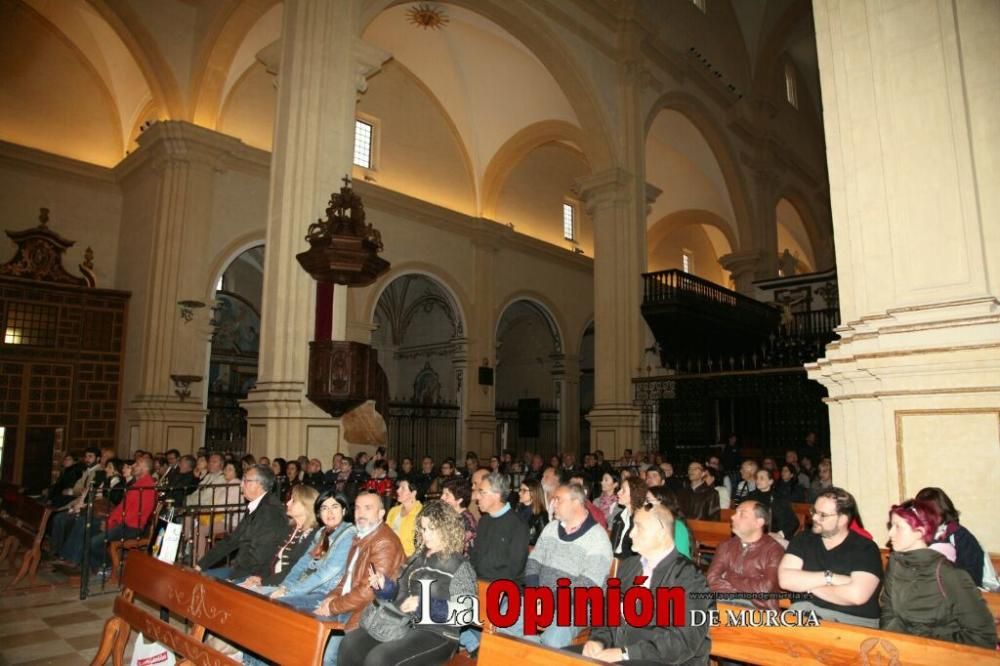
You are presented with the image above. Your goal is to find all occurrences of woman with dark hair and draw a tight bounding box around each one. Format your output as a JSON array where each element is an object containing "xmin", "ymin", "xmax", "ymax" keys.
[
  {"xmin": 610, "ymin": 476, "xmax": 647, "ymax": 560},
  {"xmin": 915, "ymin": 487, "xmax": 992, "ymax": 589},
  {"xmin": 646, "ymin": 486, "xmax": 693, "ymax": 559},
  {"xmin": 272, "ymin": 491, "xmax": 357, "ymax": 609},
  {"xmin": 775, "ymin": 463, "xmax": 807, "ymax": 503},
  {"xmin": 880, "ymin": 499, "xmax": 996, "ymax": 647},
  {"xmin": 339, "ymin": 501, "xmax": 477, "ymax": 666},
  {"xmin": 595, "ymin": 470, "xmax": 620, "ymax": 524},
  {"xmin": 515, "ymin": 478, "xmax": 548, "ymax": 546},
  {"xmin": 240, "ymin": 454, "xmax": 256, "ymax": 473},
  {"xmin": 440, "ymin": 476, "xmax": 476, "ymax": 555},
  {"xmin": 284, "ymin": 460, "xmax": 303, "ymax": 501}
]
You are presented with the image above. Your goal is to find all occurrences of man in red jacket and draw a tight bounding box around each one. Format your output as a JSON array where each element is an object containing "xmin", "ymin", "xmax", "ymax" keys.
[{"xmin": 90, "ymin": 456, "xmax": 157, "ymax": 571}]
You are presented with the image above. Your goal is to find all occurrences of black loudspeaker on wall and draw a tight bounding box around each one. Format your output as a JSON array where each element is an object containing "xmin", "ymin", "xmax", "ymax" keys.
[
  {"xmin": 518, "ymin": 398, "xmax": 540, "ymax": 438},
  {"xmin": 478, "ymin": 367, "xmax": 493, "ymax": 386}
]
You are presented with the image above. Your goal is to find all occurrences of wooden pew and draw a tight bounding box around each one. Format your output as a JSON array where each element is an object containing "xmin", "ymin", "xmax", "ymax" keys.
[
  {"xmin": 790, "ymin": 502, "xmax": 812, "ymax": 530},
  {"xmin": 0, "ymin": 485, "xmax": 52, "ymax": 591},
  {"xmin": 478, "ymin": 632, "xmax": 602, "ymax": 665},
  {"xmin": 711, "ymin": 602, "xmax": 1000, "ymax": 665},
  {"xmin": 93, "ymin": 551, "xmax": 344, "ymax": 665},
  {"xmin": 687, "ymin": 519, "xmax": 732, "ymax": 568}
]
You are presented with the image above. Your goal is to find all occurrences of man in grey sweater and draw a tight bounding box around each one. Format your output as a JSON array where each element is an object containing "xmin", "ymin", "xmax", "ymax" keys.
[{"xmin": 498, "ymin": 483, "xmax": 612, "ymax": 648}]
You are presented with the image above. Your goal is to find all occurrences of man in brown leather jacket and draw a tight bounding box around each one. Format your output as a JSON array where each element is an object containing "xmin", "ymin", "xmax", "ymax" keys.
[
  {"xmin": 318, "ymin": 489, "xmax": 406, "ymax": 665},
  {"xmin": 706, "ymin": 500, "xmax": 785, "ymax": 610}
]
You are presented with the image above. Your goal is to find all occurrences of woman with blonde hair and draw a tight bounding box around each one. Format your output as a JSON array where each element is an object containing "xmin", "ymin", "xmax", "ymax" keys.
[
  {"xmin": 339, "ymin": 500, "xmax": 477, "ymax": 666},
  {"xmin": 239, "ymin": 484, "xmax": 319, "ymax": 593},
  {"xmin": 386, "ymin": 479, "xmax": 423, "ymax": 556}
]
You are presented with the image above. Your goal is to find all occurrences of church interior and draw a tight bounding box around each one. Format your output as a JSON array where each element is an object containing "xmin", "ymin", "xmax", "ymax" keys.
[{"xmin": 0, "ymin": 0, "xmax": 998, "ymax": 663}]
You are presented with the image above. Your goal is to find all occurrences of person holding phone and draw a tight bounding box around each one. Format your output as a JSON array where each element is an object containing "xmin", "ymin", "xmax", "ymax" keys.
[
  {"xmin": 338, "ymin": 501, "xmax": 477, "ymax": 666},
  {"xmin": 317, "ymin": 490, "xmax": 405, "ymax": 666}
]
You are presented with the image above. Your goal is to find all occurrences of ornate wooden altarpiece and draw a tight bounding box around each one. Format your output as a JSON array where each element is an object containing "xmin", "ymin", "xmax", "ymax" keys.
[{"xmin": 0, "ymin": 208, "xmax": 129, "ymax": 492}]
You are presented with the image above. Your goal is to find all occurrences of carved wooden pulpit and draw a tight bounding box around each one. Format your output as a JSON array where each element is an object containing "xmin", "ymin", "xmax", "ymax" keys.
[{"xmin": 296, "ymin": 177, "xmax": 390, "ymax": 417}]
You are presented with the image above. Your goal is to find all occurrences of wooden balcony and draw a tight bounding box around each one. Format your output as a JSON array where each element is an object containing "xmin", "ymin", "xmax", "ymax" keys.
[{"xmin": 641, "ymin": 270, "xmax": 780, "ymax": 367}]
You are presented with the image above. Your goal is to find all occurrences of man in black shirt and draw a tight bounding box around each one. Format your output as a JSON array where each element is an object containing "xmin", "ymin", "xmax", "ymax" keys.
[
  {"xmin": 778, "ymin": 487, "xmax": 882, "ymax": 627},
  {"xmin": 464, "ymin": 471, "xmax": 529, "ymax": 656}
]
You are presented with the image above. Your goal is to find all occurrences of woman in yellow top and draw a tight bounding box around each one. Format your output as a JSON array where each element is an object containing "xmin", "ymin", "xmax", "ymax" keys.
[{"xmin": 385, "ymin": 479, "xmax": 423, "ymax": 556}]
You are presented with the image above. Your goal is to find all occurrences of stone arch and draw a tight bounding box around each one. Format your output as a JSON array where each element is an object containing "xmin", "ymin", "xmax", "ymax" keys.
[
  {"xmin": 190, "ymin": 0, "xmax": 281, "ymax": 128},
  {"xmin": 361, "ymin": 0, "xmax": 616, "ymax": 173},
  {"xmin": 87, "ymin": 0, "xmax": 185, "ymax": 119},
  {"xmin": 775, "ymin": 188, "xmax": 831, "ymax": 272},
  {"xmin": 645, "ymin": 91, "xmax": 755, "ymax": 252},
  {"xmin": 647, "ymin": 209, "xmax": 737, "ymax": 258},
  {"xmin": 365, "ymin": 264, "xmax": 470, "ymax": 340},
  {"xmin": 204, "ymin": 233, "xmax": 268, "ymax": 300},
  {"xmin": 495, "ymin": 293, "xmax": 566, "ymax": 356},
  {"xmin": 481, "ymin": 120, "xmax": 590, "ymax": 218}
]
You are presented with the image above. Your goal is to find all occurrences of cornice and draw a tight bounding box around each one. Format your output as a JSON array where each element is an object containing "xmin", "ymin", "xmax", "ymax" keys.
[
  {"xmin": 353, "ymin": 181, "xmax": 593, "ymax": 274},
  {"xmin": 113, "ymin": 121, "xmax": 270, "ymax": 181},
  {"xmin": 0, "ymin": 140, "xmax": 117, "ymax": 189}
]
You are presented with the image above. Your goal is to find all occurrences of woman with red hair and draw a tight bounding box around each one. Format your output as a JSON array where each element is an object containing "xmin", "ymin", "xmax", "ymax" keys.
[{"xmin": 879, "ymin": 499, "xmax": 996, "ymax": 648}]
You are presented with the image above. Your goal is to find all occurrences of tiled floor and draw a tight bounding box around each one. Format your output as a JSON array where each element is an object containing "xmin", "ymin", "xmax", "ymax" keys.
[{"xmin": 0, "ymin": 571, "xmax": 132, "ymax": 666}]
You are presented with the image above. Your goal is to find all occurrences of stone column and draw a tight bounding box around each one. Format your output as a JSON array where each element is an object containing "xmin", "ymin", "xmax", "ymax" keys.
[
  {"xmin": 242, "ymin": 0, "xmax": 389, "ymax": 463},
  {"xmin": 551, "ymin": 354, "xmax": 581, "ymax": 456},
  {"xmin": 578, "ymin": 168, "xmax": 644, "ymax": 460},
  {"xmin": 120, "ymin": 122, "xmax": 251, "ymax": 454},
  {"xmin": 719, "ymin": 249, "xmax": 767, "ymax": 296},
  {"xmin": 810, "ymin": 0, "xmax": 1000, "ymax": 550},
  {"xmin": 462, "ymin": 237, "xmax": 498, "ymax": 456}
]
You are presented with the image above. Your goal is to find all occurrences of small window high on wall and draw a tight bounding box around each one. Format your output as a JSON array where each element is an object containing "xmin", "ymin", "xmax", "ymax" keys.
[
  {"xmin": 353, "ymin": 119, "xmax": 374, "ymax": 168},
  {"xmin": 682, "ymin": 250, "xmax": 693, "ymax": 274},
  {"xmin": 563, "ymin": 202, "xmax": 576, "ymax": 241},
  {"xmin": 785, "ymin": 63, "xmax": 799, "ymax": 109}
]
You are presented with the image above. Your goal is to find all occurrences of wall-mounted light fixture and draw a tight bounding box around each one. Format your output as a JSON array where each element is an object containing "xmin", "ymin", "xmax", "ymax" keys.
[
  {"xmin": 177, "ymin": 300, "xmax": 206, "ymax": 323},
  {"xmin": 170, "ymin": 374, "xmax": 202, "ymax": 400}
]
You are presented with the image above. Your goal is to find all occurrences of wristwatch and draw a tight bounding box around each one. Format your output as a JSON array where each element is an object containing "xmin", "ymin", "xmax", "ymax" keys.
[{"xmin": 824, "ymin": 570, "xmax": 834, "ymax": 585}]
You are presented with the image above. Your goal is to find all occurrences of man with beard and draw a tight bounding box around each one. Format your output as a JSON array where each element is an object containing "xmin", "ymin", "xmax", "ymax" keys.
[
  {"xmin": 778, "ymin": 488, "xmax": 882, "ymax": 627},
  {"xmin": 317, "ymin": 489, "xmax": 406, "ymax": 665}
]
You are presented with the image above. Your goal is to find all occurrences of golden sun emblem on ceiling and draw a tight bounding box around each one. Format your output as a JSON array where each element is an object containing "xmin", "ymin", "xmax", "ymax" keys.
[{"xmin": 406, "ymin": 3, "xmax": 449, "ymax": 30}]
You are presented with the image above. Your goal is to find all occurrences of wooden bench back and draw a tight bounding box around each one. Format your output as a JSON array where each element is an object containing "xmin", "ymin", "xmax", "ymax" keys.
[
  {"xmin": 478, "ymin": 631, "xmax": 603, "ymax": 665},
  {"xmin": 688, "ymin": 519, "xmax": 732, "ymax": 549},
  {"xmin": 712, "ymin": 602, "xmax": 1000, "ymax": 664},
  {"xmin": 117, "ymin": 552, "xmax": 336, "ymax": 665}
]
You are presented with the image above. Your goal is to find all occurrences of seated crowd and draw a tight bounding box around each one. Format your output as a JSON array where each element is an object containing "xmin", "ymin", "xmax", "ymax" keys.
[{"xmin": 43, "ymin": 441, "xmax": 998, "ymax": 665}]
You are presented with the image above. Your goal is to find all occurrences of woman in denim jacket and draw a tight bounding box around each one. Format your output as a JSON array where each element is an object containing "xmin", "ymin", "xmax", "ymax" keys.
[{"xmin": 274, "ymin": 490, "xmax": 357, "ymax": 611}]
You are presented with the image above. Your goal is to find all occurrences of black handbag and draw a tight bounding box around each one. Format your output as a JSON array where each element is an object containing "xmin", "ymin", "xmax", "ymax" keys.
[{"xmin": 359, "ymin": 598, "xmax": 414, "ymax": 642}]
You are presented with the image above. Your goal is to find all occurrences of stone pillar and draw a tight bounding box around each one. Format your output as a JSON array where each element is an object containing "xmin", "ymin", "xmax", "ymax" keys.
[
  {"xmin": 749, "ymin": 166, "xmax": 779, "ymax": 280},
  {"xmin": 462, "ymin": 238, "xmax": 498, "ymax": 456},
  {"xmin": 551, "ymin": 354, "xmax": 581, "ymax": 456},
  {"xmin": 120, "ymin": 122, "xmax": 248, "ymax": 454},
  {"xmin": 810, "ymin": 0, "xmax": 1000, "ymax": 550},
  {"xmin": 578, "ymin": 168, "xmax": 644, "ymax": 460},
  {"xmin": 719, "ymin": 249, "xmax": 767, "ymax": 296},
  {"xmin": 242, "ymin": 0, "xmax": 389, "ymax": 463}
]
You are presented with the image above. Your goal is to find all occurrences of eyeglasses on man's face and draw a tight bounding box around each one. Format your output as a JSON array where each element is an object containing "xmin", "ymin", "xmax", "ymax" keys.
[{"xmin": 809, "ymin": 508, "xmax": 838, "ymax": 519}]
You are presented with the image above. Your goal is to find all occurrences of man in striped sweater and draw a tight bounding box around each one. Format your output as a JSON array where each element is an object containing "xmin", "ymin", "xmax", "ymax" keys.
[{"xmin": 499, "ymin": 483, "xmax": 613, "ymax": 648}]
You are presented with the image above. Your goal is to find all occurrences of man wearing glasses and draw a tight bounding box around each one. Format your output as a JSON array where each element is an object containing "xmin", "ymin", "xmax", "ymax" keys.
[
  {"xmin": 778, "ymin": 487, "xmax": 883, "ymax": 627},
  {"xmin": 196, "ymin": 464, "xmax": 288, "ymax": 581}
]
